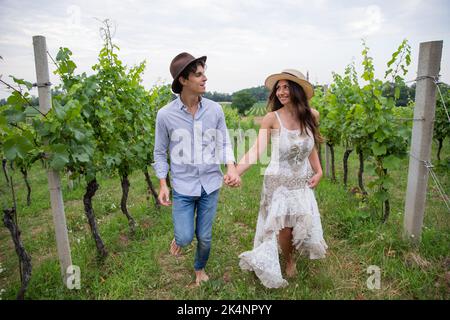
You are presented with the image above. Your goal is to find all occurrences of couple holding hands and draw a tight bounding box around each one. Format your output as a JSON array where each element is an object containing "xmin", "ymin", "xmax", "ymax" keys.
[{"xmin": 153, "ymin": 52, "xmax": 327, "ymax": 288}]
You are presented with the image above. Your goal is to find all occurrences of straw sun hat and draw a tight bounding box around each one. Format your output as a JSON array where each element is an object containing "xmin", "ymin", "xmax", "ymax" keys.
[{"xmin": 264, "ymin": 69, "xmax": 314, "ymax": 100}]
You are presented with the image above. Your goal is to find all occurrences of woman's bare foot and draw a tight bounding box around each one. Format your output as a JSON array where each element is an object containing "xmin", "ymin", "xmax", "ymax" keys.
[
  {"xmin": 195, "ymin": 269, "xmax": 209, "ymax": 285},
  {"xmin": 286, "ymin": 259, "xmax": 297, "ymax": 278},
  {"xmin": 170, "ymin": 238, "xmax": 182, "ymax": 256}
]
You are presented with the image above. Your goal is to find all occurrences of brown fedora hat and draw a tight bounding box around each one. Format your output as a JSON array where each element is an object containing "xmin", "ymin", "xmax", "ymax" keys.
[
  {"xmin": 265, "ymin": 69, "xmax": 314, "ymax": 100},
  {"xmin": 170, "ymin": 52, "xmax": 207, "ymax": 94}
]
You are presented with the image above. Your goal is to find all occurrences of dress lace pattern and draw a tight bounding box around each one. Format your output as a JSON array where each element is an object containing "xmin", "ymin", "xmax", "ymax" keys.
[{"xmin": 239, "ymin": 111, "xmax": 328, "ymax": 288}]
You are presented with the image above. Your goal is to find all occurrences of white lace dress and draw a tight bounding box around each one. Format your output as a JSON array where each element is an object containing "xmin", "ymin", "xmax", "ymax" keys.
[{"xmin": 239, "ymin": 111, "xmax": 328, "ymax": 288}]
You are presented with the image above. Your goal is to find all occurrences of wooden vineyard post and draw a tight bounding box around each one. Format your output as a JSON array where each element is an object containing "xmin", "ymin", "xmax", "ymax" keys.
[
  {"xmin": 404, "ymin": 40, "xmax": 443, "ymax": 243},
  {"xmin": 33, "ymin": 35, "xmax": 73, "ymax": 284}
]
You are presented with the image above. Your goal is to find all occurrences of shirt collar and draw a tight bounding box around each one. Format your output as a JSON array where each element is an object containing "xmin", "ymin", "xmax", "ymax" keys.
[{"xmin": 178, "ymin": 95, "xmax": 203, "ymax": 111}]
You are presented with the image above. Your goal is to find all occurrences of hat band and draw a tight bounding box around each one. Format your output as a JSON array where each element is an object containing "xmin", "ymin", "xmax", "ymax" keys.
[{"xmin": 282, "ymin": 71, "xmax": 301, "ymax": 79}]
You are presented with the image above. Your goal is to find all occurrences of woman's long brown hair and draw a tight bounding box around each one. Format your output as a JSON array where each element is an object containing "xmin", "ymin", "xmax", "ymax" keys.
[{"xmin": 268, "ymin": 79, "xmax": 323, "ymax": 145}]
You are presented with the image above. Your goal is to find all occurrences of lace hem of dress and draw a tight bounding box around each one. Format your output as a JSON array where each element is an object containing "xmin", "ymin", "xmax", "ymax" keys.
[
  {"xmin": 239, "ymin": 255, "xmax": 289, "ymax": 288},
  {"xmin": 239, "ymin": 206, "xmax": 328, "ymax": 288},
  {"xmin": 264, "ymin": 213, "xmax": 328, "ymax": 259},
  {"xmin": 296, "ymin": 240, "xmax": 328, "ymax": 259},
  {"xmin": 239, "ymin": 239, "xmax": 289, "ymax": 288}
]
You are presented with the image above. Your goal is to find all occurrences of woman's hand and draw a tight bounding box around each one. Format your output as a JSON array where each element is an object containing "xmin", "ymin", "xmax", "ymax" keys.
[{"xmin": 308, "ymin": 172, "xmax": 322, "ymax": 189}]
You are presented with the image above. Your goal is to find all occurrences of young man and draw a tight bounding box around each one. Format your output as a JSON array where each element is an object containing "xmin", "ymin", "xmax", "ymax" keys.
[{"xmin": 153, "ymin": 52, "xmax": 240, "ymax": 286}]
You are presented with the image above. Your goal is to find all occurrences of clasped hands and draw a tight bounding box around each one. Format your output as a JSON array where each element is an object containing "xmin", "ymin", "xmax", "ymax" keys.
[{"xmin": 223, "ymin": 164, "xmax": 241, "ymax": 188}]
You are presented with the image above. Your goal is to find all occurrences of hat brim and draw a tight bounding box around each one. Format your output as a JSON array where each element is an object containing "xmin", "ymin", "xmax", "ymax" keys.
[
  {"xmin": 171, "ymin": 56, "xmax": 207, "ymax": 94},
  {"xmin": 264, "ymin": 73, "xmax": 314, "ymax": 100}
]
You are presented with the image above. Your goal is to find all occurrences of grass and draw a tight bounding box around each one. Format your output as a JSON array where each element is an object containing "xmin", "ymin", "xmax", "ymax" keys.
[{"xmin": 0, "ymin": 139, "xmax": 448, "ymax": 300}]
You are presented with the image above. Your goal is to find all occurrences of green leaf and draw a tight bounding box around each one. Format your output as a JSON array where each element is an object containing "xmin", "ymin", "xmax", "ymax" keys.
[
  {"xmin": 374, "ymin": 189, "xmax": 389, "ymax": 202},
  {"xmin": 371, "ymin": 142, "xmax": 387, "ymax": 156},
  {"xmin": 51, "ymin": 144, "xmax": 68, "ymax": 154},
  {"xmin": 383, "ymin": 155, "xmax": 401, "ymax": 170},
  {"xmin": 72, "ymin": 128, "xmax": 86, "ymax": 142},
  {"xmin": 3, "ymin": 136, "xmax": 34, "ymax": 160},
  {"xmin": 3, "ymin": 107, "xmax": 26, "ymax": 123},
  {"xmin": 406, "ymin": 54, "xmax": 411, "ymax": 65},
  {"xmin": 362, "ymin": 71, "xmax": 371, "ymax": 81},
  {"xmin": 50, "ymin": 153, "xmax": 69, "ymax": 171},
  {"xmin": 73, "ymin": 152, "xmax": 90, "ymax": 163},
  {"xmin": 53, "ymin": 100, "xmax": 66, "ymax": 120},
  {"xmin": 50, "ymin": 144, "xmax": 69, "ymax": 170},
  {"xmin": 56, "ymin": 47, "xmax": 72, "ymax": 61},
  {"xmin": 0, "ymin": 114, "xmax": 7, "ymax": 128},
  {"xmin": 68, "ymin": 83, "xmax": 82, "ymax": 96},
  {"xmin": 384, "ymin": 68, "xmax": 393, "ymax": 78},
  {"xmin": 382, "ymin": 176, "xmax": 395, "ymax": 188},
  {"xmin": 10, "ymin": 76, "xmax": 33, "ymax": 90},
  {"xmin": 374, "ymin": 129, "xmax": 387, "ymax": 143},
  {"xmin": 55, "ymin": 48, "xmax": 77, "ymax": 75},
  {"xmin": 365, "ymin": 162, "xmax": 376, "ymax": 176},
  {"xmin": 395, "ymin": 87, "xmax": 400, "ymax": 100},
  {"xmin": 6, "ymin": 92, "xmax": 25, "ymax": 107}
]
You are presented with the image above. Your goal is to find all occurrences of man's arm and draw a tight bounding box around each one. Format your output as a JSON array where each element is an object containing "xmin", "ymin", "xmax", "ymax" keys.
[{"xmin": 152, "ymin": 111, "xmax": 172, "ymax": 205}]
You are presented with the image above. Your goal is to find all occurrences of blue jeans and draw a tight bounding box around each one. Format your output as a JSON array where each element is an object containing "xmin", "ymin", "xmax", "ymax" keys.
[{"xmin": 172, "ymin": 187, "xmax": 220, "ymax": 270}]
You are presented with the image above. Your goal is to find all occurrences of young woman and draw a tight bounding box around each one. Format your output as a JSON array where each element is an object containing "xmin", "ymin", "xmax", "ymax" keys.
[{"xmin": 236, "ymin": 69, "xmax": 327, "ymax": 288}]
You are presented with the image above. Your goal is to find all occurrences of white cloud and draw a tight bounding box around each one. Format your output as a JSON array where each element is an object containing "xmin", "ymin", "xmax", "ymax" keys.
[{"xmin": 347, "ymin": 5, "xmax": 384, "ymax": 36}]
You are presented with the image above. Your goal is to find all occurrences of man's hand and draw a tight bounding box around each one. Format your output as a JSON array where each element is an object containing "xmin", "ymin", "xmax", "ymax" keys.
[
  {"xmin": 158, "ymin": 184, "xmax": 172, "ymax": 206},
  {"xmin": 224, "ymin": 164, "xmax": 241, "ymax": 187}
]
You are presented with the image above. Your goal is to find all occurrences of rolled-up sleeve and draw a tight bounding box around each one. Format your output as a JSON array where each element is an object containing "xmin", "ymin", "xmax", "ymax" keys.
[
  {"xmin": 216, "ymin": 107, "xmax": 235, "ymax": 164},
  {"xmin": 152, "ymin": 111, "xmax": 170, "ymax": 179}
]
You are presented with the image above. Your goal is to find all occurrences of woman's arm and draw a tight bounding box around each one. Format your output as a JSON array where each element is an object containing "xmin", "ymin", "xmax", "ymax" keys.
[
  {"xmin": 308, "ymin": 109, "xmax": 323, "ymax": 188},
  {"xmin": 308, "ymin": 147, "xmax": 323, "ymax": 188},
  {"xmin": 236, "ymin": 112, "xmax": 274, "ymax": 176}
]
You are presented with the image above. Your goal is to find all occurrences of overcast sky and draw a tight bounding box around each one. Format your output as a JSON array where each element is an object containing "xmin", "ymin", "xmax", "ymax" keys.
[{"xmin": 0, "ymin": 0, "xmax": 449, "ymax": 99}]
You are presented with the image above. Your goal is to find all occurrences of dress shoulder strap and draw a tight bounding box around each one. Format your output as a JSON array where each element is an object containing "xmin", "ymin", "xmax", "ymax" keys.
[{"xmin": 274, "ymin": 111, "xmax": 284, "ymax": 129}]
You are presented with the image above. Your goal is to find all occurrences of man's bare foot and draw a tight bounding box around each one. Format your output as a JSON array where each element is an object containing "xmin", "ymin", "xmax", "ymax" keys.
[
  {"xmin": 195, "ymin": 269, "xmax": 209, "ymax": 285},
  {"xmin": 286, "ymin": 260, "xmax": 297, "ymax": 278},
  {"xmin": 170, "ymin": 238, "xmax": 182, "ymax": 257},
  {"xmin": 186, "ymin": 270, "xmax": 209, "ymax": 288}
]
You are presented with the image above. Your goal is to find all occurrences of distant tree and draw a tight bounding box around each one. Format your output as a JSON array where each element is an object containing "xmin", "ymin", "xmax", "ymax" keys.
[
  {"xmin": 382, "ymin": 81, "xmax": 413, "ymax": 106},
  {"xmin": 30, "ymin": 95, "xmax": 39, "ymax": 106},
  {"xmin": 409, "ymin": 83, "xmax": 416, "ymax": 100},
  {"xmin": 244, "ymin": 86, "xmax": 269, "ymax": 101},
  {"xmin": 232, "ymin": 90, "xmax": 256, "ymax": 115},
  {"xmin": 0, "ymin": 95, "xmax": 38, "ymax": 106},
  {"xmin": 434, "ymin": 82, "xmax": 450, "ymax": 161},
  {"xmin": 203, "ymin": 91, "xmax": 232, "ymax": 102}
]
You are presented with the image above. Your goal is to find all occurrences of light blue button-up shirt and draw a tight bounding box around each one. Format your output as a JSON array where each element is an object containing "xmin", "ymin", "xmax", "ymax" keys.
[{"xmin": 152, "ymin": 96, "xmax": 235, "ymax": 196}]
